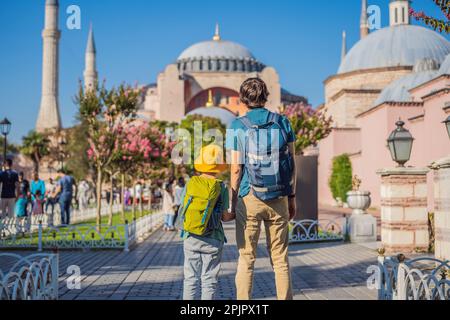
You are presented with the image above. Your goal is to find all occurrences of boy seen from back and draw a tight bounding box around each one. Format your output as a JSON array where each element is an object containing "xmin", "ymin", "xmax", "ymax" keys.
[{"xmin": 176, "ymin": 144, "xmax": 235, "ymax": 300}]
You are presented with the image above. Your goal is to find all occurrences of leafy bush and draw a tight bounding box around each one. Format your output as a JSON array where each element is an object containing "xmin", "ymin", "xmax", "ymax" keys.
[{"xmin": 329, "ymin": 154, "xmax": 353, "ymax": 203}]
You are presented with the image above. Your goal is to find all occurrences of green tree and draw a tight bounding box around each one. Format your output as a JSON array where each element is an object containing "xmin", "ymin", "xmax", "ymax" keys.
[
  {"xmin": 177, "ymin": 115, "xmax": 226, "ymax": 173},
  {"xmin": 329, "ymin": 154, "xmax": 353, "ymax": 203},
  {"xmin": 0, "ymin": 136, "xmax": 19, "ymax": 155},
  {"xmin": 20, "ymin": 130, "xmax": 51, "ymax": 172},
  {"xmin": 76, "ymin": 82, "xmax": 141, "ymax": 231},
  {"xmin": 64, "ymin": 122, "xmax": 92, "ymax": 182}
]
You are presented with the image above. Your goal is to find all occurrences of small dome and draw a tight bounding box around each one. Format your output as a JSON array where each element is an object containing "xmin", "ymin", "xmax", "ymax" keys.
[
  {"xmin": 373, "ymin": 59, "xmax": 439, "ymax": 106},
  {"xmin": 438, "ymin": 54, "xmax": 450, "ymax": 76},
  {"xmin": 339, "ymin": 25, "xmax": 450, "ymax": 74},
  {"xmin": 186, "ymin": 106, "xmax": 237, "ymax": 128}
]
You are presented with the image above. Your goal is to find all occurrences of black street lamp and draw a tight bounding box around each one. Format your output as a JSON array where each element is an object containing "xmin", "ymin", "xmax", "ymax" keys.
[
  {"xmin": 444, "ymin": 115, "xmax": 450, "ymax": 140},
  {"xmin": 0, "ymin": 118, "xmax": 12, "ymax": 164},
  {"xmin": 387, "ymin": 120, "xmax": 414, "ymax": 167}
]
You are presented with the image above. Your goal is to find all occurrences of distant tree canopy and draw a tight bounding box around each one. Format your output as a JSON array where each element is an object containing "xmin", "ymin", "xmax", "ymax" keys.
[
  {"xmin": 0, "ymin": 136, "xmax": 19, "ymax": 155},
  {"xmin": 20, "ymin": 130, "xmax": 51, "ymax": 172}
]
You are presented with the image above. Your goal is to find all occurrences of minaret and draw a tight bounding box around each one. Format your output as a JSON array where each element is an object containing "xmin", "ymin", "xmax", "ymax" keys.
[
  {"xmin": 389, "ymin": 0, "xmax": 410, "ymax": 26},
  {"xmin": 84, "ymin": 25, "xmax": 98, "ymax": 92},
  {"xmin": 36, "ymin": 0, "xmax": 62, "ymax": 132},
  {"xmin": 341, "ymin": 31, "xmax": 347, "ymax": 63},
  {"xmin": 360, "ymin": 0, "xmax": 369, "ymax": 39},
  {"xmin": 213, "ymin": 23, "xmax": 221, "ymax": 41}
]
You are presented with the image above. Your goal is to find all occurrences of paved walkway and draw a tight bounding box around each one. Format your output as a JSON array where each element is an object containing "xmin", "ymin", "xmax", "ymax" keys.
[{"xmin": 23, "ymin": 222, "xmax": 378, "ymax": 300}]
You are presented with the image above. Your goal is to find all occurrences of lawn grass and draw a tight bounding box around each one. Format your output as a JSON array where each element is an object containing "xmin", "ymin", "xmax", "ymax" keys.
[{"xmin": 2, "ymin": 209, "xmax": 158, "ymax": 247}]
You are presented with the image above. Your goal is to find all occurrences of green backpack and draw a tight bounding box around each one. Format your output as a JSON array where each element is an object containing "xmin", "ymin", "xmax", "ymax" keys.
[{"xmin": 179, "ymin": 176, "xmax": 222, "ymax": 236}]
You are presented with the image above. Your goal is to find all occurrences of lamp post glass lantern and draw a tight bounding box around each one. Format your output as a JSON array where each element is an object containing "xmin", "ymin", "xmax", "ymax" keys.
[
  {"xmin": 0, "ymin": 118, "xmax": 12, "ymax": 164},
  {"xmin": 444, "ymin": 115, "xmax": 450, "ymax": 139},
  {"xmin": 387, "ymin": 120, "xmax": 414, "ymax": 167}
]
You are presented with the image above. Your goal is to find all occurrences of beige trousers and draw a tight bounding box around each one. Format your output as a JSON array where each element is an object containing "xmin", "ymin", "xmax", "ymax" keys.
[{"xmin": 235, "ymin": 193, "xmax": 293, "ymax": 300}]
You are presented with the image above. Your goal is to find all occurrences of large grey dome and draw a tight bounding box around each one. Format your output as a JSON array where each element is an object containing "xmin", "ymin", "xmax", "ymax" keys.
[
  {"xmin": 373, "ymin": 59, "xmax": 439, "ymax": 107},
  {"xmin": 176, "ymin": 30, "xmax": 265, "ymax": 73},
  {"xmin": 339, "ymin": 25, "xmax": 450, "ymax": 74},
  {"xmin": 186, "ymin": 106, "xmax": 237, "ymax": 128},
  {"xmin": 178, "ymin": 40, "xmax": 254, "ymax": 61}
]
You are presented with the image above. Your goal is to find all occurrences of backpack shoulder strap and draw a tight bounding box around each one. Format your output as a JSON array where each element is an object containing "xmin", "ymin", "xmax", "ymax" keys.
[
  {"xmin": 268, "ymin": 112, "xmax": 288, "ymax": 143},
  {"xmin": 238, "ymin": 116, "xmax": 255, "ymax": 129}
]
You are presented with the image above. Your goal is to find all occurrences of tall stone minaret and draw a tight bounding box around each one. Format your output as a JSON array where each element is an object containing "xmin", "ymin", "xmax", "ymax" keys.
[
  {"xmin": 360, "ymin": 0, "xmax": 369, "ymax": 39},
  {"xmin": 341, "ymin": 30, "xmax": 347, "ymax": 63},
  {"xmin": 84, "ymin": 25, "xmax": 98, "ymax": 91},
  {"xmin": 36, "ymin": 0, "xmax": 62, "ymax": 132}
]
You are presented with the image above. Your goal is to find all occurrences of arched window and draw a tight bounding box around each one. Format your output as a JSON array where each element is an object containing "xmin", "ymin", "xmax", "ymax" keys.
[
  {"xmin": 395, "ymin": 8, "xmax": 398, "ymax": 24},
  {"xmin": 402, "ymin": 7, "xmax": 405, "ymax": 23}
]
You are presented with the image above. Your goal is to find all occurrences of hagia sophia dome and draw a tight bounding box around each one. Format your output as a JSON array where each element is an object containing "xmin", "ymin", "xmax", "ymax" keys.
[
  {"xmin": 339, "ymin": 25, "xmax": 450, "ymax": 74},
  {"xmin": 176, "ymin": 25, "xmax": 265, "ymax": 73}
]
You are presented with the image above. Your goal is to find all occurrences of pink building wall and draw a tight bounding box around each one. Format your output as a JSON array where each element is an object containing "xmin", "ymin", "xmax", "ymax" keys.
[
  {"xmin": 318, "ymin": 76, "xmax": 450, "ymax": 211},
  {"xmin": 318, "ymin": 128, "xmax": 361, "ymax": 206}
]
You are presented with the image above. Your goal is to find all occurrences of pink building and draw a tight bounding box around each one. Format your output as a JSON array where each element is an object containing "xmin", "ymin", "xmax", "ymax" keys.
[{"xmin": 318, "ymin": 0, "xmax": 450, "ymax": 210}]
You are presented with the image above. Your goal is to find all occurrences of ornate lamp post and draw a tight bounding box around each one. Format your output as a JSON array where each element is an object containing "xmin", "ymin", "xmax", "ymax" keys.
[
  {"xmin": 387, "ymin": 120, "xmax": 414, "ymax": 167},
  {"xmin": 0, "ymin": 118, "xmax": 12, "ymax": 164},
  {"xmin": 443, "ymin": 115, "xmax": 450, "ymax": 140}
]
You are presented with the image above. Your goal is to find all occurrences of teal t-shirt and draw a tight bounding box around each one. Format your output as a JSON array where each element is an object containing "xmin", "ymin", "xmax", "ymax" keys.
[
  {"xmin": 179, "ymin": 182, "xmax": 229, "ymax": 243},
  {"xmin": 225, "ymin": 108, "xmax": 296, "ymax": 198}
]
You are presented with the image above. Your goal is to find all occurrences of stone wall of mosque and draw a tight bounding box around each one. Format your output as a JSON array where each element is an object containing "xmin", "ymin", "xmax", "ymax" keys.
[
  {"xmin": 324, "ymin": 67, "xmax": 412, "ymax": 105},
  {"xmin": 143, "ymin": 65, "xmax": 283, "ymax": 123},
  {"xmin": 326, "ymin": 90, "xmax": 381, "ymax": 127},
  {"xmin": 323, "ymin": 67, "xmax": 412, "ymax": 127}
]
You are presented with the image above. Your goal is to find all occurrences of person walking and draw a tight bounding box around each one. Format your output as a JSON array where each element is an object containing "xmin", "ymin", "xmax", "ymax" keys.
[
  {"xmin": 0, "ymin": 159, "xmax": 19, "ymax": 220},
  {"xmin": 162, "ymin": 183, "xmax": 176, "ymax": 231},
  {"xmin": 77, "ymin": 180, "xmax": 90, "ymax": 212},
  {"xmin": 45, "ymin": 178, "xmax": 57, "ymax": 226},
  {"xmin": 173, "ymin": 177, "xmax": 185, "ymax": 225},
  {"xmin": 53, "ymin": 169, "xmax": 75, "ymax": 226},
  {"xmin": 15, "ymin": 171, "xmax": 30, "ymax": 233},
  {"xmin": 30, "ymin": 170, "xmax": 46, "ymax": 217},
  {"xmin": 227, "ymin": 78, "xmax": 297, "ymax": 300}
]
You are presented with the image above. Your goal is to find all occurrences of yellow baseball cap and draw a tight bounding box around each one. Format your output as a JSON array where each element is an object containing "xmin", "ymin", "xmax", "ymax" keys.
[{"xmin": 194, "ymin": 144, "xmax": 228, "ymax": 174}]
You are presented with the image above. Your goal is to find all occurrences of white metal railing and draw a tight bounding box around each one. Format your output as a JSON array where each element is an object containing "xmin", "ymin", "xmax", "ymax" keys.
[
  {"xmin": 0, "ymin": 211, "xmax": 164, "ymax": 252},
  {"xmin": 288, "ymin": 218, "xmax": 346, "ymax": 243},
  {"xmin": 378, "ymin": 250, "xmax": 450, "ymax": 300},
  {"xmin": 127, "ymin": 211, "xmax": 165, "ymax": 251},
  {"xmin": 0, "ymin": 253, "xmax": 58, "ymax": 300}
]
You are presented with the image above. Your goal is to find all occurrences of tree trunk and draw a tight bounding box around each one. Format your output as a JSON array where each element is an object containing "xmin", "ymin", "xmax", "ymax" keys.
[
  {"xmin": 139, "ymin": 182, "xmax": 143, "ymax": 215},
  {"xmin": 96, "ymin": 169, "xmax": 103, "ymax": 232},
  {"xmin": 108, "ymin": 174, "xmax": 114, "ymax": 226},
  {"xmin": 121, "ymin": 173, "xmax": 125, "ymax": 223},
  {"xmin": 147, "ymin": 180, "xmax": 152, "ymax": 213},
  {"xmin": 132, "ymin": 180, "xmax": 136, "ymax": 220}
]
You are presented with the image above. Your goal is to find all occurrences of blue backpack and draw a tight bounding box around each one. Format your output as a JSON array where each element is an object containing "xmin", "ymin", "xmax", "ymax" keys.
[{"xmin": 239, "ymin": 112, "xmax": 294, "ymax": 201}]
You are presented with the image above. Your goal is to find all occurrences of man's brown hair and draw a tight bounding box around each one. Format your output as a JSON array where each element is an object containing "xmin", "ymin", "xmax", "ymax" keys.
[{"xmin": 240, "ymin": 78, "xmax": 270, "ymax": 108}]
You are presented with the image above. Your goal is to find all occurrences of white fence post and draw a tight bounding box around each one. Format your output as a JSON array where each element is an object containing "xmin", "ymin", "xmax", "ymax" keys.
[
  {"xmin": 124, "ymin": 220, "xmax": 130, "ymax": 252},
  {"xmin": 38, "ymin": 221, "xmax": 43, "ymax": 252},
  {"xmin": 396, "ymin": 254, "xmax": 407, "ymax": 300}
]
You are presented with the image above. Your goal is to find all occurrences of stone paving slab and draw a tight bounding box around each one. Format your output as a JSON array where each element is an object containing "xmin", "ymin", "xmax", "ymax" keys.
[{"xmin": 0, "ymin": 222, "xmax": 379, "ymax": 300}]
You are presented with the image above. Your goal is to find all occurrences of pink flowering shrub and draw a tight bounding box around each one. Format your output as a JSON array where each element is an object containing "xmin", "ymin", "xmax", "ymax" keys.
[{"xmin": 281, "ymin": 102, "xmax": 333, "ymax": 155}]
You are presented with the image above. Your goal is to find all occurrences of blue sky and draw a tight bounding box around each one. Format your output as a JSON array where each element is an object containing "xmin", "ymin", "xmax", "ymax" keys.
[{"xmin": 0, "ymin": 0, "xmax": 448, "ymax": 143}]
